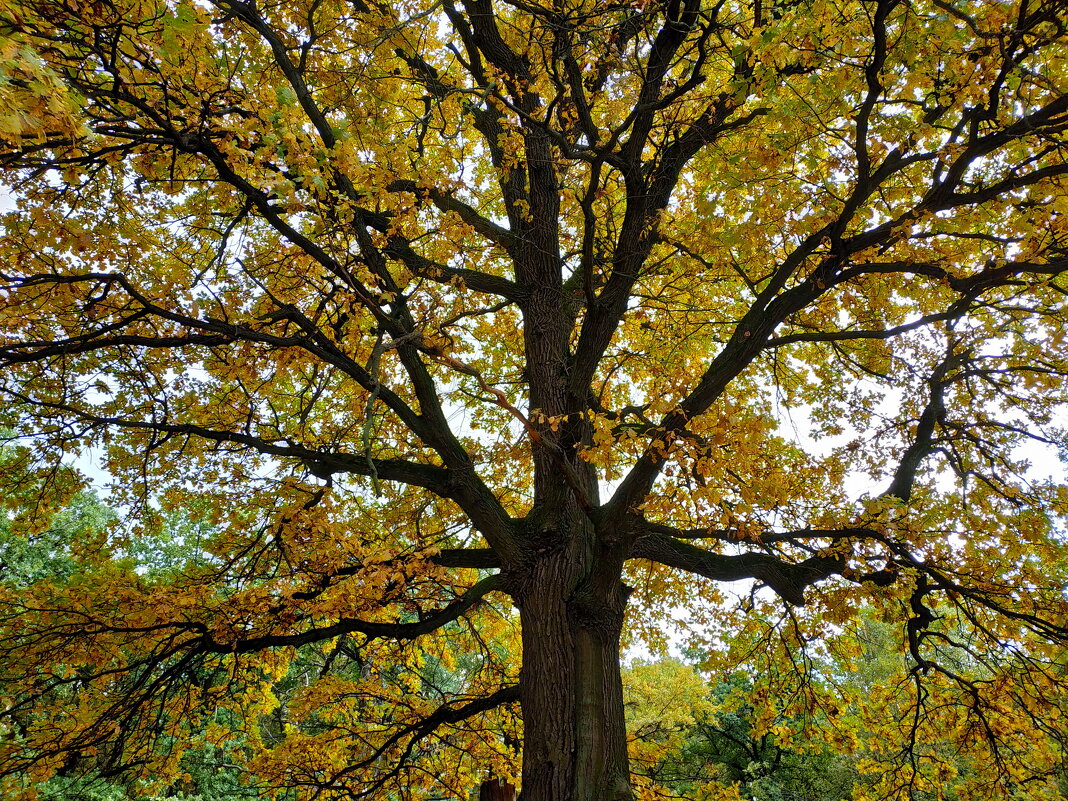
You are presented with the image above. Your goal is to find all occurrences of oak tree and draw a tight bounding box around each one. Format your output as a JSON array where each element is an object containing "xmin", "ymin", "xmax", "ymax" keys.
[{"xmin": 2, "ymin": 0, "xmax": 1068, "ymax": 799}]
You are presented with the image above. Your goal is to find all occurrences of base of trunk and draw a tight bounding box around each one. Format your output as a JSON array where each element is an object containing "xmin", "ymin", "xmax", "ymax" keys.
[
  {"xmin": 480, "ymin": 778, "xmax": 517, "ymax": 801},
  {"xmin": 515, "ymin": 549, "xmax": 633, "ymax": 801}
]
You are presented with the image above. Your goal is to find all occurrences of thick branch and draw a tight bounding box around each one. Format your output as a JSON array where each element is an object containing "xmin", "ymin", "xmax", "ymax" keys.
[
  {"xmin": 388, "ymin": 180, "xmax": 519, "ymax": 258},
  {"xmin": 886, "ymin": 347, "xmax": 956, "ymax": 501},
  {"xmin": 569, "ymin": 102, "xmax": 763, "ymax": 401},
  {"xmin": 434, "ymin": 547, "xmax": 501, "ymax": 569},
  {"xmin": 628, "ymin": 532, "xmax": 845, "ymax": 606},
  {"xmin": 381, "ymin": 234, "xmax": 525, "ymax": 302}
]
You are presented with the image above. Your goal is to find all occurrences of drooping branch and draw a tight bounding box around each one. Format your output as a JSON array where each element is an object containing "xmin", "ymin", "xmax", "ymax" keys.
[
  {"xmin": 0, "ymin": 272, "xmax": 428, "ymax": 435},
  {"xmin": 636, "ymin": 520, "xmax": 881, "ymax": 546},
  {"xmin": 6, "ymin": 573, "xmax": 503, "ymax": 661},
  {"xmin": 0, "ymin": 572, "xmax": 513, "ymax": 789},
  {"xmin": 317, "ymin": 684, "xmax": 521, "ymax": 799},
  {"xmin": 202, "ymin": 573, "xmax": 504, "ymax": 653},
  {"xmin": 0, "ymin": 394, "xmax": 453, "ymax": 496},
  {"xmin": 287, "ymin": 548, "xmax": 503, "ymax": 603}
]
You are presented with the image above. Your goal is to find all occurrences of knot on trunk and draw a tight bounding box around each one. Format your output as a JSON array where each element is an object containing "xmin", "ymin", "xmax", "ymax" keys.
[{"xmin": 568, "ymin": 581, "xmax": 630, "ymax": 639}]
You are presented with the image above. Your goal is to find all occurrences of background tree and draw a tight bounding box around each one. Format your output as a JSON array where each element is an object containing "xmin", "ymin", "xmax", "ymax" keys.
[
  {"xmin": 623, "ymin": 657, "xmax": 858, "ymax": 801},
  {"xmin": 2, "ymin": 0, "xmax": 1068, "ymax": 799},
  {"xmin": 620, "ymin": 615, "xmax": 1063, "ymax": 801}
]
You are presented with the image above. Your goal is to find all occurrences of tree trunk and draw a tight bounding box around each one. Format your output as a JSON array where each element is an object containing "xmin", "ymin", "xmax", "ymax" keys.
[
  {"xmin": 480, "ymin": 778, "xmax": 517, "ymax": 801},
  {"xmin": 514, "ymin": 547, "xmax": 632, "ymax": 801}
]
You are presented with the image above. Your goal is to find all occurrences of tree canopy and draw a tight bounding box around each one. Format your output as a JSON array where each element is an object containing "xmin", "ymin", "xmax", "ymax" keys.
[{"xmin": 1, "ymin": 0, "xmax": 1068, "ymax": 799}]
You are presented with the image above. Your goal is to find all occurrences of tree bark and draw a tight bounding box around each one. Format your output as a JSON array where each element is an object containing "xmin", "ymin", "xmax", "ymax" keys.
[
  {"xmin": 480, "ymin": 778, "xmax": 517, "ymax": 801},
  {"xmin": 514, "ymin": 546, "xmax": 632, "ymax": 801}
]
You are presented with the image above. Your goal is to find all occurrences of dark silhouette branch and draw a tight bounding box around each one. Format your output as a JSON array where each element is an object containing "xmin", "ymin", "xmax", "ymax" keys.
[
  {"xmin": 202, "ymin": 573, "xmax": 504, "ymax": 653},
  {"xmin": 628, "ymin": 532, "xmax": 845, "ymax": 606}
]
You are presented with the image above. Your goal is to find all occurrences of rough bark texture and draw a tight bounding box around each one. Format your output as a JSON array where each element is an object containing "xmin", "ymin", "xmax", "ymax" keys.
[{"xmin": 514, "ymin": 546, "xmax": 631, "ymax": 801}]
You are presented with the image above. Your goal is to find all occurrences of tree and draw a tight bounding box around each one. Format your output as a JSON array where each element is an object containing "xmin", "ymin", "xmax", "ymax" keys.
[
  {"xmin": 1, "ymin": 0, "xmax": 1068, "ymax": 798},
  {"xmin": 623, "ymin": 657, "xmax": 858, "ymax": 801}
]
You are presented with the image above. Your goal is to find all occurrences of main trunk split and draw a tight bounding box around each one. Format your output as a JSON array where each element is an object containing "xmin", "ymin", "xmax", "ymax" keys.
[{"xmin": 514, "ymin": 550, "xmax": 632, "ymax": 801}]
